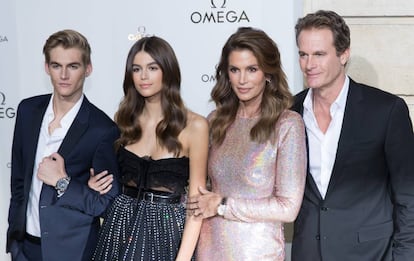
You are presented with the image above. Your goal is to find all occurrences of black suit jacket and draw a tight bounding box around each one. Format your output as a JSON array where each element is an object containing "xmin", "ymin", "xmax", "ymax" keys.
[
  {"xmin": 291, "ymin": 79, "xmax": 414, "ymax": 261},
  {"xmin": 7, "ymin": 94, "xmax": 120, "ymax": 261}
]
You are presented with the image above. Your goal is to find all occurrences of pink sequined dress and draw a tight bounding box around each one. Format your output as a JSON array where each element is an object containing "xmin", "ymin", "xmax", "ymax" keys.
[{"xmin": 196, "ymin": 110, "xmax": 307, "ymax": 261}]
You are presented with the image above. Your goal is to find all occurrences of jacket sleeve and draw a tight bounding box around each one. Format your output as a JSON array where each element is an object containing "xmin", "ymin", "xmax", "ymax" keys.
[
  {"xmin": 54, "ymin": 125, "xmax": 120, "ymax": 217},
  {"xmin": 386, "ymin": 98, "xmax": 414, "ymax": 260},
  {"xmin": 7, "ymin": 102, "xmax": 26, "ymax": 251}
]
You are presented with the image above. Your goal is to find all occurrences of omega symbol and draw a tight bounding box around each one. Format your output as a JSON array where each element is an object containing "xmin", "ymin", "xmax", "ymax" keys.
[
  {"xmin": 211, "ymin": 0, "xmax": 226, "ymax": 8},
  {"xmin": 0, "ymin": 92, "xmax": 16, "ymax": 118},
  {"xmin": 0, "ymin": 92, "xmax": 6, "ymax": 105},
  {"xmin": 128, "ymin": 26, "xmax": 152, "ymax": 41}
]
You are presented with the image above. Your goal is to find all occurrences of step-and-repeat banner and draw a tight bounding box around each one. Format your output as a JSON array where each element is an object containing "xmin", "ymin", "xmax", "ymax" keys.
[{"xmin": 0, "ymin": 0, "xmax": 302, "ymax": 258}]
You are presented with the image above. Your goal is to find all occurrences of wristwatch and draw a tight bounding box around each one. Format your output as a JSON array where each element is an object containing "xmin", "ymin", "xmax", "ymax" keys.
[
  {"xmin": 217, "ymin": 197, "xmax": 227, "ymax": 216},
  {"xmin": 55, "ymin": 176, "xmax": 71, "ymax": 197}
]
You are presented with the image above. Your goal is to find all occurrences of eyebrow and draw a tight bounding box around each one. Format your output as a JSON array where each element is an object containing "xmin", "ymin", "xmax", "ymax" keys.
[
  {"xmin": 228, "ymin": 64, "xmax": 259, "ymax": 68},
  {"xmin": 49, "ymin": 61, "xmax": 82, "ymax": 66},
  {"xmin": 299, "ymin": 48, "xmax": 327, "ymax": 54},
  {"xmin": 132, "ymin": 61, "xmax": 158, "ymax": 67}
]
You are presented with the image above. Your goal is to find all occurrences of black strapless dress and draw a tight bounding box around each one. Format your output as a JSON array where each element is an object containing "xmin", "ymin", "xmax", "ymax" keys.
[{"xmin": 92, "ymin": 147, "xmax": 192, "ymax": 261}]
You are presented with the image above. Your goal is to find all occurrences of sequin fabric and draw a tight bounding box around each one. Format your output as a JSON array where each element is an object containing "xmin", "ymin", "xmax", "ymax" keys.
[
  {"xmin": 92, "ymin": 148, "xmax": 192, "ymax": 261},
  {"xmin": 196, "ymin": 110, "xmax": 307, "ymax": 261}
]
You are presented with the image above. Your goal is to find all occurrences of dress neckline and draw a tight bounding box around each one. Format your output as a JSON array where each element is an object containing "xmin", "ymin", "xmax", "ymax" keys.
[{"xmin": 120, "ymin": 146, "xmax": 189, "ymax": 162}]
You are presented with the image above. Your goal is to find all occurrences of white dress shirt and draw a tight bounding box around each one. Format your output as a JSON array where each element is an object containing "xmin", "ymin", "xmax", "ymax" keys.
[
  {"xmin": 302, "ymin": 76, "xmax": 349, "ymax": 199},
  {"xmin": 26, "ymin": 94, "xmax": 83, "ymax": 237}
]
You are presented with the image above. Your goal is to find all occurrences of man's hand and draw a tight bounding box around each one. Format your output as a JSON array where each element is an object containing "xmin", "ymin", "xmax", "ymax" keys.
[{"xmin": 37, "ymin": 152, "xmax": 67, "ymax": 187}]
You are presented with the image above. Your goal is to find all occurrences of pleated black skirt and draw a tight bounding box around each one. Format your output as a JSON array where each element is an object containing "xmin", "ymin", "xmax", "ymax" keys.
[{"xmin": 92, "ymin": 194, "xmax": 190, "ymax": 261}]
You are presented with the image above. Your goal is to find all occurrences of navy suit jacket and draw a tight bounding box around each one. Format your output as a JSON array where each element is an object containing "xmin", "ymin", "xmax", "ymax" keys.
[
  {"xmin": 7, "ymin": 94, "xmax": 120, "ymax": 261},
  {"xmin": 291, "ymin": 79, "xmax": 414, "ymax": 261}
]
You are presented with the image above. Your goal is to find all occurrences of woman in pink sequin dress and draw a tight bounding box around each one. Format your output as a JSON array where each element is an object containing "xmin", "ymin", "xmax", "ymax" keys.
[{"xmin": 187, "ymin": 27, "xmax": 307, "ymax": 261}]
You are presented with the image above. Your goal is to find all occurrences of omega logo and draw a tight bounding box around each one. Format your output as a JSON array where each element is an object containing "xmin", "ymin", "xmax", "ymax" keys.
[
  {"xmin": 201, "ymin": 64, "xmax": 218, "ymax": 83},
  {"xmin": 201, "ymin": 74, "xmax": 216, "ymax": 83},
  {"xmin": 0, "ymin": 92, "xmax": 16, "ymax": 119},
  {"xmin": 211, "ymin": 0, "xmax": 227, "ymax": 8},
  {"xmin": 0, "ymin": 92, "xmax": 5, "ymax": 105},
  {"xmin": 0, "ymin": 35, "xmax": 8, "ymax": 43},
  {"xmin": 128, "ymin": 26, "xmax": 153, "ymax": 41},
  {"xmin": 190, "ymin": 0, "xmax": 250, "ymax": 24}
]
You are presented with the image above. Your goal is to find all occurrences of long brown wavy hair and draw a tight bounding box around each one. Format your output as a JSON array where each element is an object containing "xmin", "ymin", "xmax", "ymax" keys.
[
  {"xmin": 114, "ymin": 36, "xmax": 187, "ymax": 156},
  {"xmin": 210, "ymin": 27, "xmax": 293, "ymax": 146}
]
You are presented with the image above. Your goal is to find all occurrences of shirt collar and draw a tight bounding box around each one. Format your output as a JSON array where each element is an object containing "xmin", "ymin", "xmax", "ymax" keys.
[
  {"xmin": 45, "ymin": 94, "xmax": 84, "ymax": 129},
  {"xmin": 303, "ymin": 75, "xmax": 350, "ymax": 113},
  {"xmin": 334, "ymin": 75, "xmax": 349, "ymax": 111}
]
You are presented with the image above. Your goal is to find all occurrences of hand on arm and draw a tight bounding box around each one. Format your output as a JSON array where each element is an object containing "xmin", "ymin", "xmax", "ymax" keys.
[
  {"xmin": 88, "ymin": 168, "xmax": 113, "ymax": 195},
  {"xmin": 52, "ymin": 126, "xmax": 120, "ymax": 217},
  {"xmin": 187, "ymin": 187, "xmax": 222, "ymax": 219}
]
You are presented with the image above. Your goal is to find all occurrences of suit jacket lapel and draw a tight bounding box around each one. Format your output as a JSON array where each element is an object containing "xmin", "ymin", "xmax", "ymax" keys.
[
  {"xmin": 58, "ymin": 97, "xmax": 90, "ymax": 159},
  {"xmin": 26, "ymin": 96, "xmax": 50, "ymax": 188},
  {"xmin": 294, "ymin": 90, "xmax": 324, "ymax": 203},
  {"xmin": 325, "ymin": 79, "xmax": 364, "ymax": 197},
  {"xmin": 40, "ymin": 96, "xmax": 90, "ymax": 204}
]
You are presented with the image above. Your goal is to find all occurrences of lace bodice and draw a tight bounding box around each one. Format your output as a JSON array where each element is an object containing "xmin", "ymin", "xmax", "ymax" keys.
[{"xmin": 118, "ymin": 146, "xmax": 190, "ymax": 195}]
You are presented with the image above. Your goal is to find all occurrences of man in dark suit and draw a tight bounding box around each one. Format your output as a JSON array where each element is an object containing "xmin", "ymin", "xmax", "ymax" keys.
[
  {"xmin": 7, "ymin": 29, "xmax": 120, "ymax": 261},
  {"xmin": 291, "ymin": 10, "xmax": 414, "ymax": 261}
]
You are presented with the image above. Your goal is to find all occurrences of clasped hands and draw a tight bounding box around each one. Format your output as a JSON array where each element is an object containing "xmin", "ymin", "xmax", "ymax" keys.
[{"xmin": 186, "ymin": 187, "xmax": 222, "ymax": 219}]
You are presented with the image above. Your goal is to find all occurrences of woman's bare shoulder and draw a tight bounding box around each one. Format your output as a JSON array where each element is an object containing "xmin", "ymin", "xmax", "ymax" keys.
[{"xmin": 186, "ymin": 110, "xmax": 209, "ymax": 132}]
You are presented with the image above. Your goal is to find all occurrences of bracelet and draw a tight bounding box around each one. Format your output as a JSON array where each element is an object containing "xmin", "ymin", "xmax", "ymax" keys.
[{"xmin": 217, "ymin": 197, "xmax": 227, "ymax": 216}]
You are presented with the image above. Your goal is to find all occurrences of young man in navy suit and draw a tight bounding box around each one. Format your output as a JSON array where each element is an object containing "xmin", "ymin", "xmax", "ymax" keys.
[
  {"xmin": 7, "ymin": 29, "xmax": 120, "ymax": 261},
  {"xmin": 291, "ymin": 10, "xmax": 414, "ymax": 261}
]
